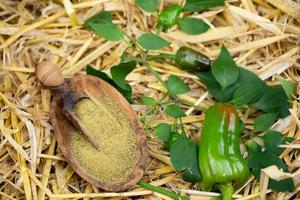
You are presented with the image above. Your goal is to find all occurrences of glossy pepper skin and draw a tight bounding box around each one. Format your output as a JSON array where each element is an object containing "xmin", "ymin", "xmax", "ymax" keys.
[
  {"xmin": 175, "ymin": 47, "xmax": 211, "ymax": 71},
  {"xmin": 157, "ymin": 4, "xmax": 181, "ymax": 31},
  {"xmin": 198, "ymin": 103, "xmax": 250, "ymax": 200}
]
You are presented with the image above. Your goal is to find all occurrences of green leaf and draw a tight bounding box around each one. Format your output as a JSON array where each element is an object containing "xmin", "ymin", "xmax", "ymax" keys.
[
  {"xmin": 211, "ymin": 46, "xmax": 239, "ymax": 90},
  {"xmin": 141, "ymin": 96, "xmax": 157, "ymax": 107},
  {"xmin": 261, "ymin": 131, "xmax": 293, "ymax": 155},
  {"xmin": 155, "ymin": 123, "xmax": 171, "ymax": 142},
  {"xmin": 137, "ymin": 33, "xmax": 170, "ymax": 50},
  {"xmin": 231, "ymin": 84, "xmax": 264, "ymax": 106},
  {"xmin": 167, "ymin": 75, "xmax": 191, "ymax": 95},
  {"xmin": 177, "ymin": 17, "xmax": 209, "ymax": 35},
  {"xmin": 170, "ymin": 134, "xmax": 201, "ymax": 182},
  {"xmin": 278, "ymin": 97, "xmax": 290, "ymax": 118},
  {"xmin": 85, "ymin": 11, "xmax": 112, "ymax": 23},
  {"xmin": 247, "ymin": 151, "xmax": 294, "ymax": 192},
  {"xmin": 183, "ymin": 0, "xmax": 224, "ymax": 12},
  {"xmin": 268, "ymin": 177, "xmax": 294, "ymax": 192},
  {"xmin": 84, "ymin": 11, "xmax": 124, "ymax": 41},
  {"xmin": 278, "ymin": 77, "xmax": 297, "ymax": 100},
  {"xmin": 224, "ymin": 67, "xmax": 266, "ymax": 102},
  {"xmin": 110, "ymin": 61, "xmax": 136, "ymax": 91},
  {"xmin": 86, "ymin": 21, "xmax": 124, "ymax": 41},
  {"xmin": 193, "ymin": 70, "xmax": 223, "ymax": 101},
  {"xmin": 245, "ymin": 139, "xmax": 262, "ymax": 153},
  {"xmin": 86, "ymin": 65, "xmax": 133, "ymax": 102},
  {"xmin": 87, "ymin": 65, "xmax": 113, "ymax": 84},
  {"xmin": 253, "ymin": 86, "xmax": 290, "ymax": 118},
  {"xmin": 194, "ymin": 67, "xmax": 265, "ymax": 102},
  {"xmin": 136, "ymin": 0, "xmax": 158, "ymax": 13},
  {"xmin": 284, "ymin": 137, "xmax": 294, "ymax": 144},
  {"xmin": 167, "ymin": 132, "xmax": 180, "ymax": 150},
  {"xmin": 165, "ymin": 104, "xmax": 186, "ymax": 118},
  {"xmin": 254, "ymin": 113, "xmax": 278, "ymax": 131}
]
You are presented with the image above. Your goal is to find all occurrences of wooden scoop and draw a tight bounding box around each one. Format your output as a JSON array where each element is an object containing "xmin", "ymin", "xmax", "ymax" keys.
[
  {"xmin": 36, "ymin": 62, "xmax": 147, "ymax": 191},
  {"xmin": 36, "ymin": 62, "xmax": 101, "ymax": 149}
]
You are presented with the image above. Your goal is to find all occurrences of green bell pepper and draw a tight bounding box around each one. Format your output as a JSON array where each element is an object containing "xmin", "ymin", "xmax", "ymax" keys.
[
  {"xmin": 198, "ymin": 103, "xmax": 250, "ymax": 200},
  {"xmin": 157, "ymin": 4, "xmax": 182, "ymax": 32},
  {"xmin": 175, "ymin": 46, "xmax": 210, "ymax": 71}
]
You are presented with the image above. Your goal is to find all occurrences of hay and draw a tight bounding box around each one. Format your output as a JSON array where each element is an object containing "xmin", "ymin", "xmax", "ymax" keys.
[{"xmin": 0, "ymin": 0, "xmax": 299, "ymax": 199}]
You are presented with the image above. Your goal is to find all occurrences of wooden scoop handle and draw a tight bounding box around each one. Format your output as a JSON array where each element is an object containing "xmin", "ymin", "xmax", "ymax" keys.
[
  {"xmin": 36, "ymin": 62, "xmax": 65, "ymax": 89},
  {"xmin": 35, "ymin": 62, "xmax": 101, "ymax": 150}
]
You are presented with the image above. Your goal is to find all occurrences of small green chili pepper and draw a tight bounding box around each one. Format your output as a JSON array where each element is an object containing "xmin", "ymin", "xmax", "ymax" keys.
[
  {"xmin": 198, "ymin": 103, "xmax": 250, "ymax": 200},
  {"xmin": 175, "ymin": 46, "xmax": 211, "ymax": 71},
  {"xmin": 157, "ymin": 4, "xmax": 182, "ymax": 32}
]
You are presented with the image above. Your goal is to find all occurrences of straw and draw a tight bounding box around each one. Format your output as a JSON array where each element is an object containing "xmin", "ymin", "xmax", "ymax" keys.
[{"xmin": 0, "ymin": 0, "xmax": 299, "ymax": 200}]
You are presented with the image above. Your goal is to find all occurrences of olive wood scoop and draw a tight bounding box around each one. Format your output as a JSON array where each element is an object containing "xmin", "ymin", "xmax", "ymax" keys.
[
  {"xmin": 36, "ymin": 62, "xmax": 100, "ymax": 149},
  {"xmin": 35, "ymin": 62, "xmax": 147, "ymax": 191}
]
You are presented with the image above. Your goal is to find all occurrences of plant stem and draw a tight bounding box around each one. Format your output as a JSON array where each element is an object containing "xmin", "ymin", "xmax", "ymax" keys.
[
  {"xmin": 156, "ymin": 25, "xmax": 163, "ymax": 34},
  {"xmin": 172, "ymin": 118, "xmax": 178, "ymax": 132},
  {"xmin": 138, "ymin": 180, "xmax": 189, "ymax": 200},
  {"xmin": 145, "ymin": 63, "xmax": 168, "ymax": 89},
  {"xmin": 140, "ymin": 106, "xmax": 156, "ymax": 123},
  {"xmin": 147, "ymin": 53, "xmax": 177, "ymax": 61},
  {"xmin": 121, "ymin": 56, "xmax": 142, "ymax": 63},
  {"xmin": 179, "ymin": 117, "xmax": 184, "ymax": 131},
  {"xmin": 120, "ymin": 46, "xmax": 135, "ymax": 62},
  {"xmin": 159, "ymin": 93, "xmax": 169, "ymax": 105},
  {"xmin": 123, "ymin": 32, "xmax": 134, "ymax": 42},
  {"xmin": 218, "ymin": 182, "xmax": 233, "ymax": 200},
  {"xmin": 123, "ymin": 36, "xmax": 170, "ymax": 92}
]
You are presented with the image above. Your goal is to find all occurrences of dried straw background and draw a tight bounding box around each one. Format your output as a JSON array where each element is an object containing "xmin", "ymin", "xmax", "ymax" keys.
[{"xmin": 0, "ymin": 0, "xmax": 300, "ymax": 199}]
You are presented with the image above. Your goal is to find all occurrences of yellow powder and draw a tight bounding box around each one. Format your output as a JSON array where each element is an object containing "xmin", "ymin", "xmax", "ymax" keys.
[{"xmin": 70, "ymin": 96, "xmax": 138, "ymax": 184}]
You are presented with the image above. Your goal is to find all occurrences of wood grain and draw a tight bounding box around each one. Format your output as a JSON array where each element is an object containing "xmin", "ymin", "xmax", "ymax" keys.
[{"xmin": 50, "ymin": 74, "xmax": 148, "ymax": 191}]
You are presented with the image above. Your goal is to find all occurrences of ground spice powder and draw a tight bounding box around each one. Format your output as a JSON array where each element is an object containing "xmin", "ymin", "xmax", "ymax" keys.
[{"xmin": 70, "ymin": 95, "xmax": 138, "ymax": 184}]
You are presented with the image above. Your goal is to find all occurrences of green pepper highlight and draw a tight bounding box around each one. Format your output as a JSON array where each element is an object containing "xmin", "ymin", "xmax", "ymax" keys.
[
  {"xmin": 175, "ymin": 47, "xmax": 210, "ymax": 71},
  {"xmin": 157, "ymin": 4, "xmax": 182, "ymax": 32},
  {"xmin": 198, "ymin": 103, "xmax": 250, "ymax": 200}
]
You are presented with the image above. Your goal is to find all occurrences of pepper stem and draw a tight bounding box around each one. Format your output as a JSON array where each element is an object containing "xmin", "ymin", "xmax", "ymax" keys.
[
  {"xmin": 138, "ymin": 180, "xmax": 189, "ymax": 200},
  {"xmin": 218, "ymin": 182, "xmax": 234, "ymax": 200},
  {"xmin": 147, "ymin": 53, "xmax": 177, "ymax": 61}
]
